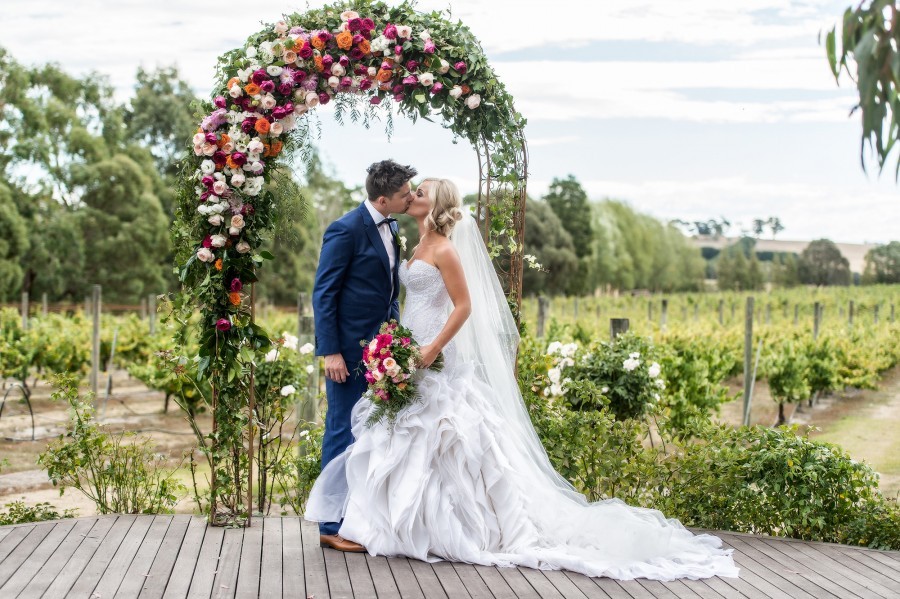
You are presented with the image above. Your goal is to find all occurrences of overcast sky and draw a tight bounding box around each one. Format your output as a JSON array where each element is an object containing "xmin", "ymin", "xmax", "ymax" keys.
[{"xmin": 2, "ymin": 0, "xmax": 897, "ymax": 243}]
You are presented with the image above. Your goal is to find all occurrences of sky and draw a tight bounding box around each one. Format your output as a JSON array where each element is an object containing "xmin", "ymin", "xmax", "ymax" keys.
[{"xmin": 1, "ymin": 0, "xmax": 897, "ymax": 244}]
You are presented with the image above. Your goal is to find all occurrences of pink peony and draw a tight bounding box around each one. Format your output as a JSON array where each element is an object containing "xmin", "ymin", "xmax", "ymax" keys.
[
  {"xmin": 216, "ymin": 318, "xmax": 232, "ymax": 331},
  {"xmin": 383, "ymin": 24, "xmax": 397, "ymax": 39}
]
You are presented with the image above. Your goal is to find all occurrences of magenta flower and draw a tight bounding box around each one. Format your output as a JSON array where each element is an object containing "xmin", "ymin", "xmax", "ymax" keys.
[
  {"xmin": 365, "ymin": 372, "xmax": 375, "ymax": 384},
  {"xmin": 359, "ymin": 78, "xmax": 373, "ymax": 91},
  {"xmin": 277, "ymin": 82, "xmax": 293, "ymax": 96},
  {"xmin": 214, "ymin": 95, "xmax": 227, "ymax": 108},
  {"xmin": 322, "ymin": 54, "xmax": 334, "ymax": 68},
  {"xmin": 339, "ymin": 55, "xmax": 350, "ymax": 67},
  {"xmin": 317, "ymin": 30, "xmax": 330, "ymax": 42},
  {"xmin": 298, "ymin": 43, "xmax": 313, "ymax": 59},
  {"xmin": 431, "ymin": 82, "xmax": 444, "ymax": 94},
  {"xmin": 230, "ymin": 278, "xmax": 242, "ymax": 292},
  {"xmin": 394, "ymin": 45, "xmax": 403, "ymax": 55},
  {"xmin": 212, "ymin": 151, "xmax": 227, "ymax": 166},
  {"xmin": 260, "ymin": 80, "xmax": 276, "ymax": 93},
  {"xmin": 350, "ymin": 47, "xmax": 364, "ymax": 60},
  {"xmin": 240, "ymin": 118, "xmax": 257, "ymax": 134},
  {"xmin": 362, "ymin": 18, "xmax": 375, "ymax": 31},
  {"xmin": 348, "ymin": 17, "xmax": 362, "ymax": 31},
  {"xmin": 383, "ymin": 24, "xmax": 397, "ymax": 39},
  {"xmin": 318, "ymin": 92, "xmax": 331, "ymax": 105},
  {"xmin": 370, "ymin": 95, "xmax": 381, "ymax": 105},
  {"xmin": 340, "ymin": 76, "xmax": 353, "ymax": 88},
  {"xmin": 231, "ymin": 152, "xmax": 247, "ymax": 166},
  {"xmin": 202, "ymin": 235, "xmax": 213, "ymax": 249},
  {"xmin": 216, "ymin": 318, "xmax": 232, "ymax": 332},
  {"xmin": 454, "ymin": 61, "xmax": 467, "ymax": 74},
  {"xmin": 402, "ymin": 75, "xmax": 417, "ymax": 86},
  {"xmin": 424, "ymin": 40, "xmax": 436, "ymax": 54},
  {"xmin": 251, "ymin": 69, "xmax": 269, "ymax": 84},
  {"xmin": 240, "ymin": 203, "xmax": 255, "ymax": 216},
  {"xmin": 200, "ymin": 191, "xmax": 211, "ymax": 202},
  {"xmin": 201, "ymin": 175, "xmax": 215, "ymax": 188},
  {"xmin": 352, "ymin": 33, "xmax": 364, "ymax": 45},
  {"xmin": 406, "ymin": 60, "xmax": 418, "ymax": 72}
]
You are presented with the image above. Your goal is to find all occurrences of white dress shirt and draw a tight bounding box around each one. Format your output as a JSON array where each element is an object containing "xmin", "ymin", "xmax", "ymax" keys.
[{"xmin": 365, "ymin": 200, "xmax": 396, "ymax": 291}]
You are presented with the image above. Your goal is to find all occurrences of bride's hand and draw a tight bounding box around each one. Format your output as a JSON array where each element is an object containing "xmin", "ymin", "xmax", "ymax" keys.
[{"xmin": 418, "ymin": 343, "xmax": 441, "ymax": 368}]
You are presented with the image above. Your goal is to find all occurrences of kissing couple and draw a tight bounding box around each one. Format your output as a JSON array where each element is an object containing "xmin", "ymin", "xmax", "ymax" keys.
[{"xmin": 306, "ymin": 159, "xmax": 738, "ymax": 581}]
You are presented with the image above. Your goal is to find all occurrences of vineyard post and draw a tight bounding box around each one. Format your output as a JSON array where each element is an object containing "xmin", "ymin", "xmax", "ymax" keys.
[
  {"xmin": 718, "ymin": 299, "xmax": 724, "ymax": 325},
  {"xmin": 41, "ymin": 293, "xmax": 48, "ymax": 317},
  {"xmin": 765, "ymin": 303, "xmax": 771, "ymax": 325},
  {"xmin": 794, "ymin": 304, "xmax": 799, "ymax": 326},
  {"xmin": 20, "ymin": 291, "xmax": 28, "ymax": 331},
  {"xmin": 813, "ymin": 301, "xmax": 821, "ymax": 341},
  {"xmin": 537, "ymin": 296, "xmax": 549, "ymax": 338},
  {"xmin": 874, "ymin": 304, "xmax": 880, "ymax": 324},
  {"xmin": 661, "ymin": 299, "xmax": 668, "ymax": 329},
  {"xmin": 573, "ymin": 297, "xmax": 579, "ymax": 321},
  {"xmin": 148, "ymin": 294, "xmax": 157, "ymax": 335},
  {"xmin": 84, "ymin": 295, "xmax": 90, "ymax": 317},
  {"xmin": 892, "ymin": 304, "xmax": 896, "ymax": 323},
  {"xmin": 610, "ymin": 318, "xmax": 629, "ymax": 340},
  {"xmin": 139, "ymin": 297, "xmax": 147, "ymax": 320},
  {"xmin": 681, "ymin": 305, "xmax": 687, "ymax": 321},
  {"xmin": 647, "ymin": 299, "xmax": 653, "ymax": 322},
  {"xmin": 694, "ymin": 303, "xmax": 699, "ymax": 321},
  {"xmin": 731, "ymin": 301, "xmax": 736, "ymax": 322},
  {"xmin": 849, "ymin": 300, "xmax": 854, "ymax": 326},
  {"xmin": 782, "ymin": 303, "xmax": 788, "ymax": 319},
  {"xmin": 596, "ymin": 304, "xmax": 601, "ymax": 322},
  {"xmin": 90, "ymin": 284, "xmax": 101, "ymax": 402},
  {"xmin": 742, "ymin": 296, "xmax": 754, "ymax": 427}
]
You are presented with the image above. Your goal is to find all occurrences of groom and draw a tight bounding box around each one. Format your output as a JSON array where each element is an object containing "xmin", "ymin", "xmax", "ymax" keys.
[{"xmin": 312, "ymin": 159, "xmax": 417, "ymax": 552}]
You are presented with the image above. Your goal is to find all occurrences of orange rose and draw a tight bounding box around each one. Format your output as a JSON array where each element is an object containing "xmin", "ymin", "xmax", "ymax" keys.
[
  {"xmin": 270, "ymin": 141, "xmax": 283, "ymax": 156},
  {"xmin": 215, "ymin": 259, "xmax": 223, "ymax": 271},
  {"xmin": 262, "ymin": 142, "xmax": 272, "ymax": 157},
  {"xmin": 229, "ymin": 292, "xmax": 242, "ymax": 306},
  {"xmin": 376, "ymin": 69, "xmax": 393, "ymax": 82},
  {"xmin": 314, "ymin": 56, "xmax": 324, "ymax": 72},
  {"xmin": 226, "ymin": 156, "xmax": 238, "ymax": 169},
  {"xmin": 358, "ymin": 39, "xmax": 371, "ymax": 55},
  {"xmin": 254, "ymin": 119, "xmax": 271, "ymax": 135},
  {"xmin": 244, "ymin": 82, "xmax": 261, "ymax": 96},
  {"xmin": 227, "ymin": 77, "xmax": 241, "ymax": 90},
  {"xmin": 336, "ymin": 31, "xmax": 353, "ymax": 50},
  {"xmin": 311, "ymin": 36, "xmax": 326, "ymax": 50},
  {"xmin": 216, "ymin": 134, "xmax": 230, "ymax": 149},
  {"xmin": 397, "ymin": 382, "xmax": 407, "ymax": 390},
  {"xmin": 461, "ymin": 84, "xmax": 471, "ymax": 94}
]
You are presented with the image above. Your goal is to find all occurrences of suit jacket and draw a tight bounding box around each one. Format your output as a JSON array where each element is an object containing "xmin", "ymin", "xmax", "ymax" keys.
[{"xmin": 312, "ymin": 201, "xmax": 401, "ymax": 364}]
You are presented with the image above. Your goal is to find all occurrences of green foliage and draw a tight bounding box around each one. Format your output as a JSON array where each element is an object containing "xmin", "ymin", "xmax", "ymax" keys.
[
  {"xmin": 716, "ymin": 239, "xmax": 764, "ymax": 291},
  {"xmin": 37, "ymin": 375, "xmax": 187, "ymax": 514},
  {"xmin": 521, "ymin": 198, "xmax": 578, "ymax": 296},
  {"xmin": 0, "ymin": 500, "xmax": 78, "ymax": 526},
  {"xmin": 764, "ymin": 339, "xmax": 811, "ymax": 405},
  {"xmin": 799, "ymin": 239, "xmax": 851, "ymax": 286},
  {"xmin": 826, "ymin": 0, "xmax": 900, "ymax": 177},
  {"xmin": 0, "ymin": 182, "xmax": 28, "ymax": 299},
  {"xmin": 863, "ymin": 241, "xmax": 900, "ymax": 284},
  {"xmin": 275, "ymin": 423, "xmax": 324, "ymax": 516}
]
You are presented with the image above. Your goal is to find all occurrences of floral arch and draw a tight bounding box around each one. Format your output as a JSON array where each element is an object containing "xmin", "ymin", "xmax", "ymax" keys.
[{"xmin": 174, "ymin": 0, "xmax": 528, "ymax": 525}]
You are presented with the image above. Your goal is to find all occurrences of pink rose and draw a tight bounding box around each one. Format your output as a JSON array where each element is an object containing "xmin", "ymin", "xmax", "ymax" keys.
[
  {"xmin": 216, "ymin": 318, "xmax": 232, "ymax": 331},
  {"xmin": 383, "ymin": 24, "xmax": 397, "ymax": 39}
]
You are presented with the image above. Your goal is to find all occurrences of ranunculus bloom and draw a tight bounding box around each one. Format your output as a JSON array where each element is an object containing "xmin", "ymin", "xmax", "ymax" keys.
[
  {"xmin": 202, "ymin": 235, "xmax": 213, "ymax": 249},
  {"xmin": 383, "ymin": 24, "xmax": 397, "ymax": 39},
  {"xmin": 322, "ymin": 54, "xmax": 334, "ymax": 68},
  {"xmin": 406, "ymin": 60, "xmax": 418, "ymax": 72},
  {"xmin": 362, "ymin": 18, "xmax": 375, "ymax": 31},
  {"xmin": 216, "ymin": 318, "xmax": 232, "ymax": 331},
  {"xmin": 260, "ymin": 80, "xmax": 276, "ymax": 93},
  {"xmin": 370, "ymin": 95, "xmax": 382, "ymax": 105},
  {"xmin": 424, "ymin": 40, "xmax": 436, "ymax": 54},
  {"xmin": 318, "ymin": 92, "xmax": 331, "ymax": 105},
  {"xmin": 251, "ymin": 69, "xmax": 269, "ymax": 84},
  {"xmin": 298, "ymin": 43, "xmax": 313, "ymax": 59},
  {"xmin": 454, "ymin": 61, "xmax": 467, "ymax": 74},
  {"xmin": 214, "ymin": 95, "xmax": 227, "ymax": 108},
  {"xmin": 430, "ymin": 82, "xmax": 444, "ymax": 94}
]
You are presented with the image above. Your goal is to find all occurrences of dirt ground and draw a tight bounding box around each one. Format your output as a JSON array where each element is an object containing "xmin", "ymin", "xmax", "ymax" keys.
[
  {"xmin": 0, "ymin": 371, "xmax": 212, "ymax": 518},
  {"xmin": 718, "ymin": 366, "xmax": 900, "ymax": 498}
]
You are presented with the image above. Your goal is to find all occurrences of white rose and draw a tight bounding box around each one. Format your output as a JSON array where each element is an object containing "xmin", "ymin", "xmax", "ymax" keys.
[
  {"xmin": 231, "ymin": 214, "xmax": 245, "ymax": 229},
  {"xmin": 466, "ymin": 94, "xmax": 481, "ymax": 109},
  {"xmin": 264, "ymin": 348, "xmax": 279, "ymax": 362},
  {"xmin": 368, "ymin": 66, "xmax": 378, "ymax": 77},
  {"xmin": 270, "ymin": 122, "xmax": 283, "ymax": 136},
  {"xmin": 449, "ymin": 85, "xmax": 463, "ymax": 99},
  {"xmin": 546, "ymin": 341, "xmax": 562, "ymax": 355},
  {"xmin": 439, "ymin": 59, "xmax": 450, "ymax": 74},
  {"xmin": 230, "ymin": 172, "xmax": 246, "ymax": 187},
  {"xmin": 281, "ymin": 114, "xmax": 296, "ymax": 131},
  {"xmin": 200, "ymin": 160, "xmax": 216, "ymax": 174},
  {"xmin": 328, "ymin": 76, "xmax": 340, "ymax": 89},
  {"xmin": 340, "ymin": 10, "xmax": 360, "ymax": 21},
  {"xmin": 656, "ymin": 378, "xmax": 666, "ymax": 389},
  {"xmin": 237, "ymin": 67, "xmax": 252, "ymax": 82},
  {"xmin": 293, "ymin": 104, "xmax": 308, "ymax": 116},
  {"xmin": 229, "ymin": 226, "xmax": 241, "ymax": 236},
  {"xmin": 372, "ymin": 369, "xmax": 384, "ymax": 382},
  {"xmin": 601, "ymin": 386, "xmax": 609, "ymax": 393},
  {"xmin": 260, "ymin": 95, "xmax": 277, "ymax": 110},
  {"xmin": 247, "ymin": 139, "xmax": 265, "ymax": 154},
  {"xmin": 246, "ymin": 46, "xmax": 258, "ymax": 59},
  {"xmin": 331, "ymin": 63, "xmax": 346, "ymax": 77},
  {"xmin": 562, "ymin": 343, "xmax": 578, "ymax": 358},
  {"xmin": 368, "ymin": 339, "xmax": 378, "ymax": 352},
  {"xmin": 197, "ymin": 248, "xmax": 214, "ymax": 262},
  {"xmin": 267, "ymin": 65, "xmax": 283, "ymax": 77},
  {"xmin": 396, "ymin": 25, "xmax": 412, "ymax": 39},
  {"xmin": 274, "ymin": 20, "xmax": 289, "ymax": 35},
  {"xmin": 280, "ymin": 385, "xmax": 296, "ymax": 397},
  {"xmin": 548, "ymin": 367, "xmax": 561, "ymax": 384},
  {"xmin": 629, "ymin": 352, "xmax": 640, "ymax": 359},
  {"xmin": 419, "ymin": 29, "xmax": 431, "ymax": 40},
  {"xmin": 299, "ymin": 342, "xmax": 314, "ymax": 355},
  {"xmin": 419, "ymin": 72, "xmax": 434, "ymax": 87},
  {"xmin": 623, "ymin": 357, "xmax": 641, "ymax": 372},
  {"xmin": 208, "ymin": 214, "xmax": 224, "ymax": 226},
  {"xmin": 210, "ymin": 234, "xmax": 227, "ymax": 248},
  {"xmin": 212, "ymin": 180, "xmax": 228, "ymax": 196},
  {"xmin": 236, "ymin": 241, "xmax": 251, "ymax": 254},
  {"xmin": 192, "ymin": 133, "xmax": 206, "ymax": 145},
  {"xmin": 306, "ymin": 365, "xmax": 314, "ymax": 374},
  {"xmin": 304, "ymin": 91, "xmax": 319, "ymax": 108},
  {"xmin": 648, "ymin": 362, "xmax": 661, "ymax": 378}
]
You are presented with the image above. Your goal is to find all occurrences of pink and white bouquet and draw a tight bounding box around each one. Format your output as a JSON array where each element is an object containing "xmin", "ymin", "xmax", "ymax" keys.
[{"xmin": 361, "ymin": 320, "xmax": 443, "ymax": 427}]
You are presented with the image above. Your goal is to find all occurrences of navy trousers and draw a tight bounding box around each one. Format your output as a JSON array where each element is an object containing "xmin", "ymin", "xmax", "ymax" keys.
[{"xmin": 318, "ymin": 362, "xmax": 367, "ymax": 536}]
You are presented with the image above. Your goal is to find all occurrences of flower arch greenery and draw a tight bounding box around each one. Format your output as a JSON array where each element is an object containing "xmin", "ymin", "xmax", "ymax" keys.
[{"xmin": 173, "ymin": 0, "xmax": 528, "ymax": 526}]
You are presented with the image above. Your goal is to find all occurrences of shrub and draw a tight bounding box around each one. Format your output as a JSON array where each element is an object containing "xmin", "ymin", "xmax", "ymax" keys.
[
  {"xmin": 37, "ymin": 375, "xmax": 186, "ymax": 514},
  {"xmin": 0, "ymin": 500, "xmax": 78, "ymax": 525}
]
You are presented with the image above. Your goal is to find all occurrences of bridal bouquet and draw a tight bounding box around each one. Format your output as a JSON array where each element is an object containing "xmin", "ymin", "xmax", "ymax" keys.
[{"xmin": 361, "ymin": 320, "xmax": 443, "ymax": 427}]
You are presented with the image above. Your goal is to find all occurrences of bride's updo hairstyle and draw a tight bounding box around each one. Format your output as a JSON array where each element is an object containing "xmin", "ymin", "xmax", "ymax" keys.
[{"xmin": 422, "ymin": 178, "xmax": 464, "ymax": 236}]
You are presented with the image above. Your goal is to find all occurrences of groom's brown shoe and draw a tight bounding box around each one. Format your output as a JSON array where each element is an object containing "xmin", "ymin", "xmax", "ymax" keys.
[{"xmin": 320, "ymin": 534, "xmax": 366, "ymax": 552}]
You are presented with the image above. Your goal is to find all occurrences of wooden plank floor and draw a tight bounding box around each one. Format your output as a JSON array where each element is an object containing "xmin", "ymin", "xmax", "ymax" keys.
[{"xmin": 0, "ymin": 515, "xmax": 898, "ymax": 598}]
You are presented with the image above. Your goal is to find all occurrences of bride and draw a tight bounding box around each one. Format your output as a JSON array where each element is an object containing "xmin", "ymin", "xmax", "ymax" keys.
[{"xmin": 305, "ymin": 178, "xmax": 739, "ymax": 581}]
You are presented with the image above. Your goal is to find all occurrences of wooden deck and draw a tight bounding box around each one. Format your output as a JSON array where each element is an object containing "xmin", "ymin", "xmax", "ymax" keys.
[{"xmin": 0, "ymin": 515, "xmax": 898, "ymax": 598}]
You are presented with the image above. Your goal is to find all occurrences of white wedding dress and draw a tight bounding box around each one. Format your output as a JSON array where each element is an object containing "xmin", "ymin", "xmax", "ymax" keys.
[{"xmin": 306, "ymin": 242, "xmax": 738, "ymax": 581}]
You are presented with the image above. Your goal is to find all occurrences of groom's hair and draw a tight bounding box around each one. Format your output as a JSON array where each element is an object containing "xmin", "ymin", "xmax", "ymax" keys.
[{"xmin": 366, "ymin": 160, "xmax": 418, "ymax": 200}]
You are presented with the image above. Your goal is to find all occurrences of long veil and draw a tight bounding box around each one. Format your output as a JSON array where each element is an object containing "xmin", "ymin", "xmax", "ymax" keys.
[{"xmin": 450, "ymin": 211, "xmax": 738, "ymax": 579}]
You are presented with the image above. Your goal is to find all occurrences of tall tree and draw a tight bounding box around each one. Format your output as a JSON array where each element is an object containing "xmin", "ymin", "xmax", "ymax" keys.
[
  {"xmin": 544, "ymin": 175, "xmax": 594, "ymax": 295},
  {"xmin": 521, "ymin": 198, "xmax": 578, "ymax": 296},
  {"xmin": 862, "ymin": 241, "xmax": 900, "ymax": 284},
  {"xmin": 799, "ymin": 239, "xmax": 851, "ymax": 286},
  {"xmin": 0, "ymin": 182, "xmax": 29, "ymax": 300}
]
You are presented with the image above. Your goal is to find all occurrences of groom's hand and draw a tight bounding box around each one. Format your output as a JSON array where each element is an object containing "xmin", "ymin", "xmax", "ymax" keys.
[{"xmin": 324, "ymin": 353, "xmax": 349, "ymax": 383}]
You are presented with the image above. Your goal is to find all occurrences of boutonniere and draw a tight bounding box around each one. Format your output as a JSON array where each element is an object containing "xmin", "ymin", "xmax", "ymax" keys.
[{"xmin": 392, "ymin": 230, "xmax": 406, "ymax": 252}]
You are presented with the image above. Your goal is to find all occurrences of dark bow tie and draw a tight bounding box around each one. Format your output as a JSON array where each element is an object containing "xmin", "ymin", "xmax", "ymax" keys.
[{"xmin": 377, "ymin": 217, "xmax": 397, "ymax": 227}]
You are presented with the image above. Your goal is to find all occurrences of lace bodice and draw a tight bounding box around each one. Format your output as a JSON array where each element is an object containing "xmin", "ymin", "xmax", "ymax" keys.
[{"xmin": 398, "ymin": 259, "xmax": 457, "ymax": 366}]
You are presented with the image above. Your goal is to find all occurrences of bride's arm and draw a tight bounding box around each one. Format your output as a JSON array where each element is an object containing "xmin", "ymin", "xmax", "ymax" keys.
[{"xmin": 419, "ymin": 243, "xmax": 471, "ymax": 367}]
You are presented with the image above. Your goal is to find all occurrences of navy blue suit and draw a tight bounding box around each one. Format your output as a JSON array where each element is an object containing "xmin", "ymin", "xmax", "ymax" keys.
[{"xmin": 312, "ymin": 201, "xmax": 400, "ymax": 535}]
